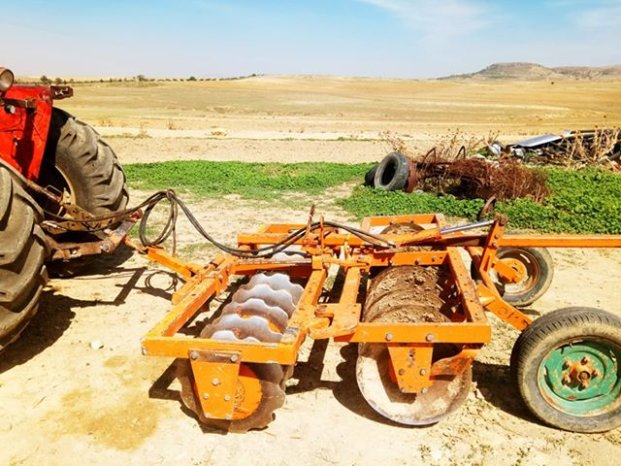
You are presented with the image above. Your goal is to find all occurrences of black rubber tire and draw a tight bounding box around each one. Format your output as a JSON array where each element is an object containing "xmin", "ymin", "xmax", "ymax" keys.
[
  {"xmin": 493, "ymin": 247, "xmax": 553, "ymax": 307},
  {"xmin": 39, "ymin": 109, "xmax": 129, "ymax": 276},
  {"xmin": 511, "ymin": 307, "xmax": 621, "ymax": 433},
  {"xmin": 364, "ymin": 164, "xmax": 378, "ymax": 186},
  {"xmin": 0, "ymin": 164, "xmax": 48, "ymax": 351},
  {"xmin": 41, "ymin": 108, "xmax": 129, "ymax": 216},
  {"xmin": 373, "ymin": 152, "xmax": 410, "ymax": 191}
]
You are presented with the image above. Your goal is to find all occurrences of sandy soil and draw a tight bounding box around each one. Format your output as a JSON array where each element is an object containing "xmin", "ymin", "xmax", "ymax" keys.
[
  {"xmin": 2, "ymin": 77, "xmax": 621, "ymax": 465},
  {"xmin": 1, "ymin": 190, "xmax": 621, "ymax": 466}
]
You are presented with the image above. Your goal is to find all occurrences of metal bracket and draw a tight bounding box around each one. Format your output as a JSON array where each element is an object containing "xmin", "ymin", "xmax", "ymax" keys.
[
  {"xmin": 189, "ymin": 349, "xmax": 241, "ymax": 420},
  {"xmin": 387, "ymin": 344, "xmax": 433, "ymax": 393},
  {"xmin": 310, "ymin": 303, "xmax": 361, "ymax": 339}
]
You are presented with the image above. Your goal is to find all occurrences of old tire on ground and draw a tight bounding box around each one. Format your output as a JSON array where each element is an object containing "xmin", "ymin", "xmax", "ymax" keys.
[
  {"xmin": 492, "ymin": 247, "xmax": 553, "ymax": 307},
  {"xmin": 39, "ymin": 108, "xmax": 129, "ymax": 275},
  {"xmin": 373, "ymin": 152, "xmax": 410, "ymax": 191},
  {"xmin": 0, "ymin": 165, "xmax": 48, "ymax": 351},
  {"xmin": 511, "ymin": 307, "xmax": 621, "ymax": 433},
  {"xmin": 364, "ymin": 164, "xmax": 378, "ymax": 186}
]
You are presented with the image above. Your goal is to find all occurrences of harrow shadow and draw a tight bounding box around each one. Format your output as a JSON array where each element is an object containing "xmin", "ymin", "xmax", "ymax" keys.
[
  {"xmin": 289, "ymin": 341, "xmax": 411, "ymax": 427},
  {"xmin": 472, "ymin": 360, "xmax": 537, "ymax": 424}
]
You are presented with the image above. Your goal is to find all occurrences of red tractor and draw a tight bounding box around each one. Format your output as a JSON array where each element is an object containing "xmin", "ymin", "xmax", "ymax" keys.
[{"xmin": 0, "ymin": 67, "xmax": 129, "ymax": 350}]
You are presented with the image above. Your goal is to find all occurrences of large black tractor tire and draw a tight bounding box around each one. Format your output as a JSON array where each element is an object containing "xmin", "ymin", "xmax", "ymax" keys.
[
  {"xmin": 39, "ymin": 109, "xmax": 129, "ymax": 276},
  {"xmin": 41, "ymin": 108, "xmax": 129, "ymax": 216},
  {"xmin": 0, "ymin": 164, "xmax": 48, "ymax": 351}
]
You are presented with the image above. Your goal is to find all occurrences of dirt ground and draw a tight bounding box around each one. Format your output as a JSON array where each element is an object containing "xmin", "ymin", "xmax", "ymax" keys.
[
  {"xmin": 2, "ymin": 77, "xmax": 621, "ymax": 465},
  {"xmin": 2, "ymin": 193, "xmax": 621, "ymax": 466}
]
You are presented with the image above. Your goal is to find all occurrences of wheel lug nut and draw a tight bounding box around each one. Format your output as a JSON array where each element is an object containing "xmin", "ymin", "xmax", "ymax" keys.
[
  {"xmin": 581, "ymin": 356, "xmax": 590, "ymax": 365},
  {"xmin": 562, "ymin": 373, "xmax": 571, "ymax": 384}
]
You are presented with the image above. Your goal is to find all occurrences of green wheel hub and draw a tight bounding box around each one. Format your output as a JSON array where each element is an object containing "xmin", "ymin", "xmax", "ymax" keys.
[{"xmin": 539, "ymin": 340, "xmax": 621, "ymax": 416}]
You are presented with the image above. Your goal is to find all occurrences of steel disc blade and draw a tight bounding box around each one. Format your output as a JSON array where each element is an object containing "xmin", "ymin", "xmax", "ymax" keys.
[
  {"xmin": 357, "ymin": 264, "xmax": 472, "ymax": 425},
  {"xmin": 177, "ymin": 360, "xmax": 285, "ymax": 433},
  {"xmin": 356, "ymin": 343, "xmax": 472, "ymax": 425}
]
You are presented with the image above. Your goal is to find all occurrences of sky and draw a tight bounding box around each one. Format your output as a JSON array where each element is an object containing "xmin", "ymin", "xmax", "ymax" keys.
[{"xmin": 4, "ymin": 0, "xmax": 621, "ymax": 79}]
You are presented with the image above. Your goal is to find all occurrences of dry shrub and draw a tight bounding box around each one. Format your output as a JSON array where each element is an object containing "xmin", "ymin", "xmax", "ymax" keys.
[
  {"xmin": 380, "ymin": 130, "xmax": 411, "ymax": 157},
  {"xmin": 428, "ymin": 129, "xmax": 487, "ymax": 161},
  {"xmin": 381, "ymin": 129, "xmax": 499, "ymax": 161},
  {"xmin": 536, "ymin": 128, "xmax": 621, "ymax": 168},
  {"xmin": 446, "ymin": 159, "xmax": 550, "ymax": 201}
]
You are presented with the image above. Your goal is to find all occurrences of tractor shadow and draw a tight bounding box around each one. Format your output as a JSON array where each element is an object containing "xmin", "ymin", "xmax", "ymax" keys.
[
  {"xmin": 0, "ymin": 289, "xmax": 76, "ymax": 374},
  {"xmin": 0, "ymin": 255, "xmax": 177, "ymax": 374}
]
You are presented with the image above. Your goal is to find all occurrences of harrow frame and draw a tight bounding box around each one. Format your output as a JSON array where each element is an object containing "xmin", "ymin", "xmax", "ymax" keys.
[{"xmin": 141, "ymin": 214, "xmax": 621, "ymax": 423}]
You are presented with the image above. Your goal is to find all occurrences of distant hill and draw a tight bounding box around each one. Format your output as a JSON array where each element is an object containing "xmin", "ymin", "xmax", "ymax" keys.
[{"xmin": 441, "ymin": 62, "xmax": 621, "ymax": 81}]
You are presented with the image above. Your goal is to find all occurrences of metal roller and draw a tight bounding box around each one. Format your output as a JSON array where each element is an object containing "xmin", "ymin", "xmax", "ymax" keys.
[
  {"xmin": 220, "ymin": 298, "xmax": 290, "ymax": 331},
  {"xmin": 179, "ymin": 271, "xmax": 303, "ymax": 432},
  {"xmin": 357, "ymin": 264, "xmax": 472, "ymax": 425}
]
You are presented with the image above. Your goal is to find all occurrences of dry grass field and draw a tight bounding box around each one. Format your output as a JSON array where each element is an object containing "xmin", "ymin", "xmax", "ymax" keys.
[
  {"xmin": 2, "ymin": 76, "xmax": 621, "ymax": 466},
  {"xmin": 57, "ymin": 76, "xmax": 621, "ymax": 164}
]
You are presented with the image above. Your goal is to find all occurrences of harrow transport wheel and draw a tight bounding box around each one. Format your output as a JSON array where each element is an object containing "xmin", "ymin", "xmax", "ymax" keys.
[
  {"xmin": 0, "ymin": 165, "xmax": 48, "ymax": 351},
  {"xmin": 492, "ymin": 247, "xmax": 553, "ymax": 307},
  {"xmin": 512, "ymin": 307, "xmax": 621, "ymax": 433},
  {"xmin": 177, "ymin": 361, "xmax": 285, "ymax": 433},
  {"xmin": 357, "ymin": 266, "xmax": 472, "ymax": 425}
]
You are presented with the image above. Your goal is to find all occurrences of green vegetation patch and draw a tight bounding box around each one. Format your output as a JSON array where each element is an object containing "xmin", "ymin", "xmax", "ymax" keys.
[
  {"xmin": 338, "ymin": 168, "xmax": 621, "ymax": 234},
  {"xmin": 125, "ymin": 161, "xmax": 621, "ymax": 233},
  {"xmin": 125, "ymin": 161, "xmax": 372, "ymax": 200}
]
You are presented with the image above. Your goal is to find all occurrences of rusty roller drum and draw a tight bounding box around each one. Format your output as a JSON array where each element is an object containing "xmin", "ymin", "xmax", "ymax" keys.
[
  {"xmin": 178, "ymin": 272, "xmax": 303, "ymax": 432},
  {"xmin": 356, "ymin": 260, "xmax": 472, "ymax": 425}
]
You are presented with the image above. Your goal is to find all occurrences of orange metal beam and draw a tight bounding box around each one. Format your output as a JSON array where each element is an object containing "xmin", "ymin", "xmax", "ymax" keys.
[
  {"xmin": 142, "ymin": 335, "xmax": 301, "ymax": 364},
  {"xmin": 499, "ymin": 234, "xmax": 621, "ymax": 248},
  {"xmin": 446, "ymin": 248, "xmax": 487, "ymax": 324},
  {"xmin": 143, "ymin": 259, "xmax": 232, "ymax": 338},
  {"xmin": 145, "ymin": 247, "xmax": 206, "ymax": 279},
  {"xmin": 341, "ymin": 322, "xmax": 491, "ymax": 344}
]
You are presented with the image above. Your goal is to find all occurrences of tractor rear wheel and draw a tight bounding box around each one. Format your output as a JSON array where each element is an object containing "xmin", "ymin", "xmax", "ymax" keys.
[
  {"xmin": 40, "ymin": 108, "xmax": 129, "ymax": 216},
  {"xmin": 0, "ymin": 164, "xmax": 48, "ymax": 351},
  {"xmin": 38, "ymin": 109, "xmax": 129, "ymax": 275}
]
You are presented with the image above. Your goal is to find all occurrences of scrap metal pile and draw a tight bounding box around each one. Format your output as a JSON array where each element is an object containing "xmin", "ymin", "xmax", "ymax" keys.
[
  {"xmin": 368, "ymin": 149, "xmax": 550, "ymax": 202},
  {"xmin": 488, "ymin": 128, "xmax": 621, "ymax": 169},
  {"xmin": 367, "ymin": 128, "xmax": 621, "ymax": 200}
]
